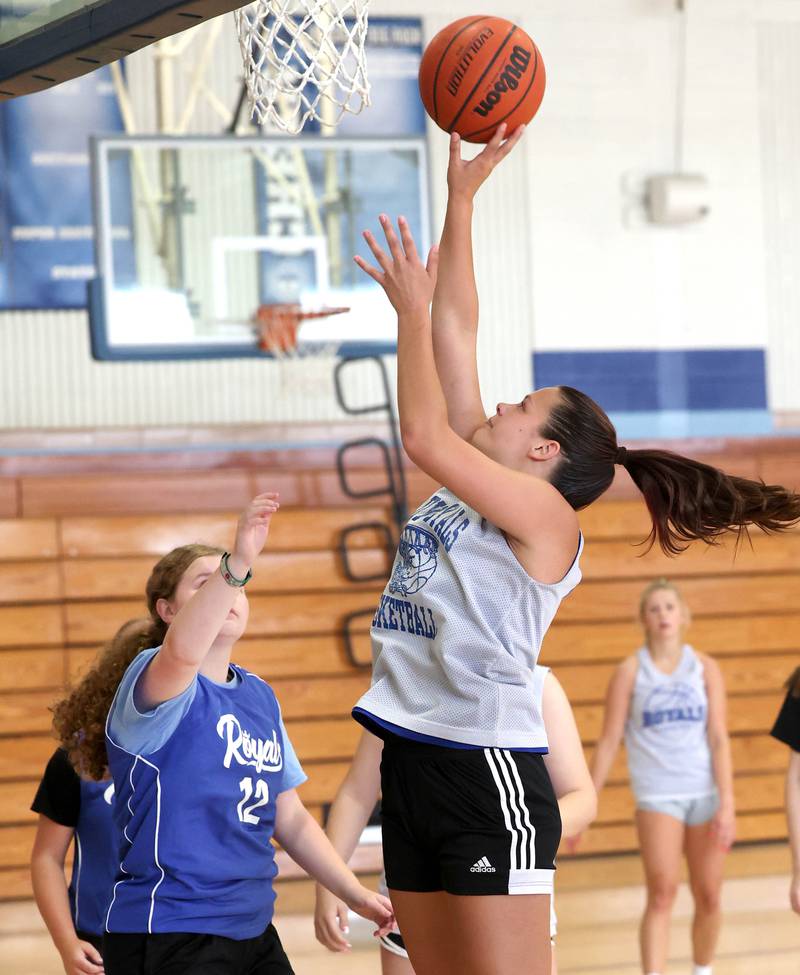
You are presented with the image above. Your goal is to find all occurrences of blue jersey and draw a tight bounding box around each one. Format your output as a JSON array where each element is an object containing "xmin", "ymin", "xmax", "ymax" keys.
[
  {"xmin": 32, "ymin": 749, "xmax": 118, "ymax": 937},
  {"xmin": 105, "ymin": 648, "xmax": 303, "ymax": 939},
  {"xmin": 73, "ymin": 778, "xmax": 117, "ymax": 935}
]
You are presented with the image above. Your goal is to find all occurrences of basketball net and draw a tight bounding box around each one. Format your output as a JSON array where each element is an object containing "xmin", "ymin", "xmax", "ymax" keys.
[
  {"xmin": 253, "ymin": 302, "xmax": 348, "ymax": 354},
  {"xmin": 234, "ymin": 0, "xmax": 371, "ymax": 134},
  {"xmin": 252, "ymin": 302, "xmax": 347, "ymax": 394}
]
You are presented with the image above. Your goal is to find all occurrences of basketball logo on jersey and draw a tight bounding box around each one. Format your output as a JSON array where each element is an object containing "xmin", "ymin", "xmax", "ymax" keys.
[
  {"xmin": 641, "ymin": 682, "xmax": 706, "ymax": 742},
  {"xmin": 216, "ymin": 714, "xmax": 283, "ymax": 774},
  {"xmin": 388, "ymin": 525, "xmax": 438, "ymax": 596}
]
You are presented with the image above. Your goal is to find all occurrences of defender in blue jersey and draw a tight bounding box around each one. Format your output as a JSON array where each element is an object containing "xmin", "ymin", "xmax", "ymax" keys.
[
  {"xmin": 351, "ymin": 123, "xmax": 799, "ymax": 975},
  {"xmin": 31, "ymin": 747, "xmax": 116, "ymax": 974},
  {"xmin": 100, "ymin": 494, "xmax": 393, "ymax": 975}
]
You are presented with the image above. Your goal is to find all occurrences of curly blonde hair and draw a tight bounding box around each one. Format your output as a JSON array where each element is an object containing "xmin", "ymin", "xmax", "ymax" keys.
[{"xmin": 51, "ymin": 543, "xmax": 223, "ymax": 780}]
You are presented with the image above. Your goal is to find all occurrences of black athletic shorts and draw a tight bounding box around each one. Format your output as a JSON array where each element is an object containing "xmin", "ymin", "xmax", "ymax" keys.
[
  {"xmin": 77, "ymin": 930, "xmax": 104, "ymax": 955},
  {"xmin": 380, "ymin": 732, "xmax": 561, "ymax": 896},
  {"xmin": 102, "ymin": 923, "xmax": 293, "ymax": 975}
]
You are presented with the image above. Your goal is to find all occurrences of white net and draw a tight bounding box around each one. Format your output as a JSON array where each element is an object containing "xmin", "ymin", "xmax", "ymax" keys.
[{"xmin": 234, "ymin": 0, "xmax": 371, "ymax": 134}]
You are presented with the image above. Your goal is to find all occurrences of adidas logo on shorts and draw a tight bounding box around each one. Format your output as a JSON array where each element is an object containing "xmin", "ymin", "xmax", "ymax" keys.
[{"xmin": 470, "ymin": 856, "xmax": 496, "ymax": 873}]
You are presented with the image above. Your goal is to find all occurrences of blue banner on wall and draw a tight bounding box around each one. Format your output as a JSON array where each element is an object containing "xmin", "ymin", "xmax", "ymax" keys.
[
  {"xmin": 296, "ymin": 17, "xmax": 425, "ymax": 137},
  {"xmin": 0, "ymin": 66, "xmax": 125, "ymax": 309},
  {"xmin": 335, "ymin": 17, "xmax": 425, "ymax": 136}
]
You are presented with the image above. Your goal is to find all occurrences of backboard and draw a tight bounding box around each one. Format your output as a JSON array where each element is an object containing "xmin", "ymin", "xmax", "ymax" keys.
[
  {"xmin": 0, "ymin": 1, "xmax": 246, "ymax": 99},
  {"xmin": 89, "ymin": 134, "xmax": 431, "ymax": 359}
]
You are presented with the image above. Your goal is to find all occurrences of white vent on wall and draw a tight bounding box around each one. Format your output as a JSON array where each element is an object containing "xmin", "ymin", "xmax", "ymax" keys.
[{"xmin": 645, "ymin": 173, "xmax": 710, "ymax": 225}]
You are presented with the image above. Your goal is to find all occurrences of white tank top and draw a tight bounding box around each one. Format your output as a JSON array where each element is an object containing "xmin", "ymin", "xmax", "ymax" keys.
[
  {"xmin": 354, "ymin": 488, "xmax": 583, "ymax": 749},
  {"xmin": 624, "ymin": 645, "xmax": 715, "ymax": 801}
]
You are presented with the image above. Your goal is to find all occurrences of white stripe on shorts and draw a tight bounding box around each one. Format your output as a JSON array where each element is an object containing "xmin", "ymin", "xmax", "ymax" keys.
[
  {"xmin": 501, "ymin": 749, "xmax": 537, "ymax": 871},
  {"xmin": 484, "ymin": 748, "xmax": 536, "ymax": 872}
]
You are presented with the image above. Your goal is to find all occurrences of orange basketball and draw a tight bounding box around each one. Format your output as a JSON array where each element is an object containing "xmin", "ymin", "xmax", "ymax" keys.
[{"xmin": 418, "ymin": 16, "xmax": 546, "ymax": 143}]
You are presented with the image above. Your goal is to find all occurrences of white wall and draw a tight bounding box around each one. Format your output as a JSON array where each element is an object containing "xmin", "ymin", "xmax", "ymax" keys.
[{"xmin": 1, "ymin": 0, "xmax": 799, "ymax": 428}]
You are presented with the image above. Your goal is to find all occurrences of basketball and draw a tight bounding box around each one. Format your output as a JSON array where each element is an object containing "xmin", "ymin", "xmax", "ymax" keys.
[{"xmin": 418, "ymin": 16, "xmax": 546, "ymax": 143}]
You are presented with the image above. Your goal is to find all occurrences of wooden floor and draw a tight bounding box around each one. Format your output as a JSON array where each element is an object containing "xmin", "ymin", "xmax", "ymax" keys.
[{"xmin": 3, "ymin": 846, "xmax": 798, "ymax": 975}]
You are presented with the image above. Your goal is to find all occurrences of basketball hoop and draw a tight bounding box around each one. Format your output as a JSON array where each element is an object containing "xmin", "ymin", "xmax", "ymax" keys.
[
  {"xmin": 234, "ymin": 0, "xmax": 371, "ymax": 134},
  {"xmin": 253, "ymin": 302, "xmax": 348, "ymax": 354}
]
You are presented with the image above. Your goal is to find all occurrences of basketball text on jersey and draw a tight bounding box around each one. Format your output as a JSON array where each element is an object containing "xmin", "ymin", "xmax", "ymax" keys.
[
  {"xmin": 216, "ymin": 714, "xmax": 283, "ymax": 774},
  {"xmin": 373, "ymin": 593, "xmax": 438, "ymax": 638},
  {"xmin": 472, "ymin": 45, "xmax": 532, "ymax": 119},
  {"xmin": 409, "ymin": 494, "xmax": 470, "ymax": 552}
]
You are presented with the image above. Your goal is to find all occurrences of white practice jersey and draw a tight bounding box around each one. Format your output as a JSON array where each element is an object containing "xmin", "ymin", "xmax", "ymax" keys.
[
  {"xmin": 354, "ymin": 488, "xmax": 583, "ymax": 749},
  {"xmin": 624, "ymin": 645, "xmax": 715, "ymax": 801}
]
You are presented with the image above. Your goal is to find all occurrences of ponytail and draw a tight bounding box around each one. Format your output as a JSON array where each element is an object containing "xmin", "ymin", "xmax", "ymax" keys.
[
  {"xmin": 622, "ymin": 448, "xmax": 800, "ymax": 555},
  {"xmin": 51, "ymin": 617, "xmax": 158, "ymax": 781},
  {"xmin": 541, "ymin": 386, "xmax": 800, "ymax": 556}
]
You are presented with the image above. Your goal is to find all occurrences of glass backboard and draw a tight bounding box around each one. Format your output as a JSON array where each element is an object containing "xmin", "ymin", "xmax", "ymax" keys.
[{"xmin": 89, "ymin": 134, "xmax": 430, "ymax": 359}]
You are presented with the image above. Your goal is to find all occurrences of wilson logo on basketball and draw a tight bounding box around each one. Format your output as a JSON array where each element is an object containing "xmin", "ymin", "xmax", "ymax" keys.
[{"xmin": 472, "ymin": 45, "xmax": 532, "ymax": 118}]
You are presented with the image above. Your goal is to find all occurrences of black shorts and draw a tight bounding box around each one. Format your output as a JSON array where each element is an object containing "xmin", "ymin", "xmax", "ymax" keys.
[
  {"xmin": 102, "ymin": 923, "xmax": 293, "ymax": 975},
  {"xmin": 380, "ymin": 733, "xmax": 561, "ymax": 896},
  {"xmin": 77, "ymin": 930, "xmax": 104, "ymax": 955}
]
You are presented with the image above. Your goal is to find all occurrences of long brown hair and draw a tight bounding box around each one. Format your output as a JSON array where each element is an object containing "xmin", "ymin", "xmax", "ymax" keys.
[
  {"xmin": 540, "ymin": 386, "xmax": 800, "ymax": 555},
  {"xmin": 51, "ymin": 543, "xmax": 223, "ymax": 780}
]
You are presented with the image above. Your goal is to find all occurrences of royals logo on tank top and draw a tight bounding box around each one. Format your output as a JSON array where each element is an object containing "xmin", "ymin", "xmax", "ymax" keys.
[
  {"xmin": 355, "ymin": 488, "xmax": 583, "ymax": 750},
  {"xmin": 105, "ymin": 649, "xmax": 288, "ymax": 939}
]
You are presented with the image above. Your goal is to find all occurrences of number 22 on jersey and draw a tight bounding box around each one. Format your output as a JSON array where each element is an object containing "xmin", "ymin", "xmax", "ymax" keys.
[{"xmin": 237, "ymin": 776, "xmax": 269, "ymax": 824}]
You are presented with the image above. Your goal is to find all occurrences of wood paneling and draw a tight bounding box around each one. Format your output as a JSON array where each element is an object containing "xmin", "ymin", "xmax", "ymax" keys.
[
  {"xmin": 0, "ymin": 443, "xmax": 798, "ymax": 873},
  {"xmin": 0, "ymin": 562, "xmax": 61, "ymax": 604},
  {"xmin": 0, "ymin": 606, "xmax": 63, "ymax": 648},
  {"xmin": 0, "ymin": 650, "xmax": 65, "ymax": 692},
  {"xmin": 63, "ymin": 590, "xmax": 383, "ymax": 644},
  {"xmin": 0, "ymin": 520, "xmax": 58, "ymax": 560},
  {"xmin": 0, "ymin": 738, "xmax": 57, "ymax": 782},
  {"xmin": 60, "ymin": 509, "xmax": 391, "ymax": 558},
  {"xmin": 61, "ymin": 549, "xmax": 390, "ymax": 600},
  {"xmin": 542, "ymin": 614, "xmax": 800, "ymax": 663},
  {"xmin": 0, "ymin": 480, "xmax": 18, "ymax": 518},
  {"xmin": 21, "ymin": 472, "xmax": 253, "ymax": 517}
]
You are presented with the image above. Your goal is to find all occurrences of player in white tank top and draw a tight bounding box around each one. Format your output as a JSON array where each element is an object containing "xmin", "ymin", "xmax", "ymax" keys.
[
  {"xmin": 584, "ymin": 580, "xmax": 734, "ymax": 975},
  {"xmin": 316, "ymin": 667, "xmax": 596, "ymax": 975},
  {"xmin": 352, "ymin": 115, "xmax": 798, "ymax": 973}
]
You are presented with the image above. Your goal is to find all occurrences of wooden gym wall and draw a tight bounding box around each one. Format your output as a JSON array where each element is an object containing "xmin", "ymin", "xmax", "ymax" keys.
[{"xmin": 0, "ymin": 435, "xmax": 797, "ymax": 904}]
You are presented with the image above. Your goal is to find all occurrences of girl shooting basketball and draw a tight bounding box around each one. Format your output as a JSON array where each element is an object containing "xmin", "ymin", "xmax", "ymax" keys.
[
  {"xmin": 92, "ymin": 494, "xmax": 391, "ymax": 975},
  {"xmin": 583, "ymin": 579, "xmax": 733, "ymax": 975},
  {"xmin": 352, "ymin": 123, "xmax": 800, "ymax": 975},
  {"xmin": 314, "ymin": 667, "xmax": 596, "ymax": 975}
]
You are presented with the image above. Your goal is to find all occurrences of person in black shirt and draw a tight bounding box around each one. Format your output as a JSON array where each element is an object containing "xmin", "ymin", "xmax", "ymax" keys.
[
  {"xmin": 770, "ymin": 666, "xmax": 800, "ymax": 914},
  {"xmin": 31, "ymin": 747, "xmax": 116, "ymax": 975}
]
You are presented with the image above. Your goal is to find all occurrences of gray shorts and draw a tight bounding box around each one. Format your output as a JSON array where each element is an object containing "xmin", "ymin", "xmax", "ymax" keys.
[{"xmin": 636, "ymin": 791, "xmax": 719, "ymax": 826}]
